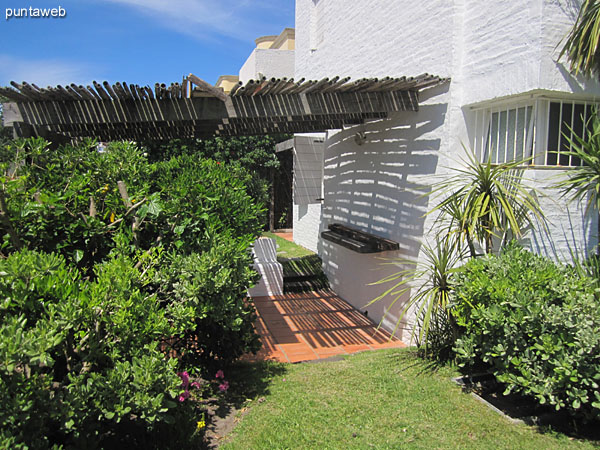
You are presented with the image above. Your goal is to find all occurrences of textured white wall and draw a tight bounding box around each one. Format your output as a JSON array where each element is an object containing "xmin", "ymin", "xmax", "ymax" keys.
[
  {"xmin": 239, "ymin": 49, "xmax": 295, "ymax": 83},
  {"xmin": 293, "ymin": 136, "xmax": 324, "ymax": 205},
  {"xmin": 293, "ymin": 203, "xmax": 322, "ymax": 253},
  {"xmin": 296, "ymin": 0, "xmax": 454, "ymax": 79},
  {"xmin": 461, "ymin": 0, "xmax": 600, "ymax": 105},
  {"xmin": 294, "ymin": 0, "xmax": 600, "ymax": 342},
  {"xmin": 527, "ymin": 169, "xmax": 598, "ymax": 261},
  {"xmin": 239, "ymin": 50, "xmax": 257, "ymax": 84},
  {"xmin": 292, "ymin": 134, "xmax": 325, "ymax": 253}
]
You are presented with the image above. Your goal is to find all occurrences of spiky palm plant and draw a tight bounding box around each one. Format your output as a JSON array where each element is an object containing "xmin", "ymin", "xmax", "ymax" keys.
[
  {"xmin": 430, "ymin": 148, "xmax": 544, "ymax": 254},
  {"xmin": 367, "ymin": 236, "xmax": 465, "ymax": 349},
  {"xmin": 560, "ymin": 0, "xmax": 600, "ymax": 78},
  {"xmin": 556, "ymin": 108, "xmax": 600, "ymax": 246},
  {"xmin": 369, "ymin": 147, "xmax": 545, "ymax": 351}
]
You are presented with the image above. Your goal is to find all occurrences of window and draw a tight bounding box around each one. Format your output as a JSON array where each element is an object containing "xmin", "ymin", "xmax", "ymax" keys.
[
  {"xmin": 544, "ymin": 101, "xmax": 593, "ymax": 167},
  {"xmin": 483, "ymin": 105, "xmax": 535, "ymax": 164},
  {"xmin": 471, "ymin": 98, "xmax": 596, "ymax": 167}
]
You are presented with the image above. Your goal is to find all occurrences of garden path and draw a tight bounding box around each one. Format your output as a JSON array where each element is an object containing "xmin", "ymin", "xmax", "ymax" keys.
[
  {"xmin": 245, "ymin": 290, "xmax": 404, "ymax": 363},
  {"xmin": 273, "ymin": 231, "xmax": 293, "ymax": 242}
]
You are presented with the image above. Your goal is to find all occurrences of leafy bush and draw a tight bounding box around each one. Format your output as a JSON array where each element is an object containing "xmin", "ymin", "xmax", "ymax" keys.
[
  {"xmin": 155, "ymin": 233, "xmax": 261, "ymax": 363},
  {"xmin": 0, "ymin": 250, "xmax": 196, "ymax": 448},
  {"xmin": 149, "ymin": 155, "xmax": 263, "ymax": 254},
  {"xmin": 453, "ymin": 243, "xmax": 600, "ymax": 420},
  {"xmin": 0, "ymin": 139, "xmax": 154, "ymax": 271},
  {"xmin": 0, "ymin": 138, "xmax": 266, "ymax": 446},
  {"xmin": 0, "ymin": 139, "xmax": 263, "ymax": 265}
]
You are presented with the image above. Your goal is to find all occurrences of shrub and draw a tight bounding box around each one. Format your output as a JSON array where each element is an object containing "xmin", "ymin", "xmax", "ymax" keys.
[
  {"xmin": 0, "ymin": 139, "xmax": 154, "ymax": 272},
  {"xmin": 155, "ymin": 233, "xmax": 261, "ymax": 363},
  {"xmin": 0, "ymin": 250, "xmax": 196, "ymax": 448},
  {"xmin": 142, "ymin": 135, "xmax": 286, "ymax": 226},
  {"xmin": 452, "ymin": 243, "xmax": 600, "ymax": 420},
  {"xmin": 0, "ymin": 139, "xmax": 263, "ymax": 268},
  {"xmin": 149, "ymin": 155, "xmax": 264, "ymax": 254},
  {"xmin": 0, "ymin": 138, "xmax": 265, "ymax": 445}
]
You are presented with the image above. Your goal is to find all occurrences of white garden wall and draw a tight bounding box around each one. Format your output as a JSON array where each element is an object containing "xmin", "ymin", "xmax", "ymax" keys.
[
  {"xmin": 239, "ymin": 49, "xmax": 295, "ymax": 84},
  {"xmin": 293, "ymin": 203, "xmax": 322, "ymax": 253},
  {"xmin": 294, "ymin": 0, "xmax": 600, "ymax": 342}
]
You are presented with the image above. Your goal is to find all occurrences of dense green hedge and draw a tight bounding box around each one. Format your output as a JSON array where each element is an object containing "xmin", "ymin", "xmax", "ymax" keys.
[
  {"xmin": 0, "ymin": 250, "xmax": 189, "ymax": 448},
  {"xmin": 0, "ymin": 138, "xmax": 264, "ymax": 447},
  {"xmin": 452, "ymin": 244, "xmax": 600, "ymax": 420}
]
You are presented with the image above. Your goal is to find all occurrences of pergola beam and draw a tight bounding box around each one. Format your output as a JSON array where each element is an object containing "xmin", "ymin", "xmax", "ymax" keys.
[{"xmin": 1, "ymin": 75, "xmax": 448, "ymax": 140}]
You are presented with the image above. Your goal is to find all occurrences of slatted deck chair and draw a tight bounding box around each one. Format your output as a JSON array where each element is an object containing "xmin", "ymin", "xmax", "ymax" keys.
[{"xmin": 248, "ymin": 237, "xmax": 284, "ymax": 297}]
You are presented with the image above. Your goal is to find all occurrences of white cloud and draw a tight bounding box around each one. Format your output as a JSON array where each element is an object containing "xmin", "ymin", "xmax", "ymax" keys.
[
  {"xmin": 0, "ymin": 55, "xmax": 99, "ymax": 87},
  {"xmin": 100, "ymin": 0, "xmax": 288, "ymax": 42}
]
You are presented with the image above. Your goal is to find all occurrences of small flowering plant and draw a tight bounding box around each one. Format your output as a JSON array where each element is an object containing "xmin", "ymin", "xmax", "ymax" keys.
[
  {"xmin": 213, "ymin": 369, "xmax": 230, "ymax": 393},
  {"xmin": 177, "ymin": 371, "xmax": 203, "ymax": 402}
]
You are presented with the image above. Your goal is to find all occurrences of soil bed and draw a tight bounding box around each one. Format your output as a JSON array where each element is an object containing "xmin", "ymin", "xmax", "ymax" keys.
[{"xmin": 454, "ymin": 373, "xmax": 600, "ymax": 440}]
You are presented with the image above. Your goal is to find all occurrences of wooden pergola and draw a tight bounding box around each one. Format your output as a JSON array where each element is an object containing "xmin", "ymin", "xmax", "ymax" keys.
[{"xmin": 0, "ymin": 74, "xmax": 449, "ymax": 142}]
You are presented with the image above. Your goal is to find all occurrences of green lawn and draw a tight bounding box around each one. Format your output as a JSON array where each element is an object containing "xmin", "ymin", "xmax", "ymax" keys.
[
  {"xmin": 262, "ymin": 232, "xmax": 314, "ymax": 259},
  {"xmin": 221, "ymin": 349, "xmax": 598, "ymax": 449}
]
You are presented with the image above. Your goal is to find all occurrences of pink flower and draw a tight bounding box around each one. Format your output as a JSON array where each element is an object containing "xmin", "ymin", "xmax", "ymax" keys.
[
  {"xmin": 178, "ymin": 390, "xmax": 190, "ymax": 402},
  {"xmin": 177, "ymin": 371, "xmax": 190, "ymax": 387},
  {"xmin": 215, "ymin": 370, "xmax": 224, "ymax": 379},
  {"xmin": 218, "ymin": 381, "xmax": 229, "ymax": 392},
  {"xmin": 191, "ymin": 381, "xmax": 201, "ymax": 389}
]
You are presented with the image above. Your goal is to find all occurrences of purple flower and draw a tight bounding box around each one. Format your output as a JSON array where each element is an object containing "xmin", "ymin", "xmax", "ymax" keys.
[
  {"xmin": 218, "ymin": 381, "xmax": 229, "ymax": 392},
  {"xmin": 215, "ymin": 370, "xmax": 224, "ymax": 379},
  {"xmin": 177, "ymin": 371, "xmax": 190, "ymax": 387},
  {"xmin": 178, "ymin": 390, "xmax": 190, "ymax": 402}
]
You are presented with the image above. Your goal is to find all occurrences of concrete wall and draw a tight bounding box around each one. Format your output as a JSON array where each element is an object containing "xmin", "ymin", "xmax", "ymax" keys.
[
  {"xmin": 239, "ymin": 49, "xmax": 295, "ymax": 83},
  {"xmin": 293, "ymin": 203, "xmax": 322, "ymax": 253},
  {"xmin": 294, "ymin": 0, "xmax": 600, "ymax": 342},
  {"xmin": 461, "ymin": 0, "xmax": 600, "ymax": 105},
  {"xmin": 292, "ymin": 135, "xmax": 325, "ymax": 253}
]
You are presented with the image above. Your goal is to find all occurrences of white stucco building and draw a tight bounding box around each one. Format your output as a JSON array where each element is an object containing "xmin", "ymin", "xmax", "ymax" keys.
[
  {"xmin": 291, "ymin": 0, "xmax": 600, "ymax": 341},
  {"xmin": 216, "ymin": 28, "xmax": 296, "ymax": 93}
]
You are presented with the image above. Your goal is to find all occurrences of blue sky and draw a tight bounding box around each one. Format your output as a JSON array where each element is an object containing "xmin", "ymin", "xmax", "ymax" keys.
[{"xmin": 0, "ymin": 1, "xmax": 295, "ymax": 88}]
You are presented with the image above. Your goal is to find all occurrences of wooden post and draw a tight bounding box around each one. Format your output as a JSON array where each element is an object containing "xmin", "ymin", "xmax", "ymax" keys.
[{"xmin": 269, "ymin": 167, "xmax": 275, "ymax": 232}]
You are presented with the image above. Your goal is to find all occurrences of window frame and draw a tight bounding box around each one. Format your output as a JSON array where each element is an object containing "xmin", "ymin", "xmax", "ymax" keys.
[{"xmin": 470, "ymin": 96, "xmax": 597, "ymax": 169}]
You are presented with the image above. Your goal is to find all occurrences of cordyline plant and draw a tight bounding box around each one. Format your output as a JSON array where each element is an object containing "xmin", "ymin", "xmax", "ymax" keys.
[
  {"xmin": 367, "ymin": 235, "xmax": 465, "ymax": 351},
  {"xmin": 368, "ymin": 147, "xmax": 545, "ymax": 350},
  {"xmin": 429, "ymin": 148, "xmax": 545, "ymax": 256},
  {"xmin": 555, "ymin": 108, "xmax": 600, "ymax": 254},
  {"xmin": 560, "ymin": 0, "xmax": 600, "ymax": 78}
]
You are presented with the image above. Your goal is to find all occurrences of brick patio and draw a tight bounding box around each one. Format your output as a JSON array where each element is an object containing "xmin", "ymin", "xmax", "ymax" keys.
[
  {"xmin": 273, "ymin": 231, "xmax": 293, "ymax": 242},
  {"xmin": 245, "ymin": 290, "xmax": 405, "ymax": 363}
]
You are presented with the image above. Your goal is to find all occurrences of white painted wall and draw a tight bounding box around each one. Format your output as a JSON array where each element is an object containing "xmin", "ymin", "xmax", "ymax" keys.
[
  {"xmin": 293, "ymin": 203, "xmax": 322, "ymax": 253},
  {"xmin": 294, "ymin": 0, "xmax": 600, "ymax": 342},
  {"xmin": 239, "ymin": 49, "xmax": 295, "ymax": 83},
  {"xmin": 292, "ymin": 135, "xmax": 325, "ymax": 253}
]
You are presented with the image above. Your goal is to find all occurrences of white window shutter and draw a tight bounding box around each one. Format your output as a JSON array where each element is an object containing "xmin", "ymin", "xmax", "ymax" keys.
[{"xmin": 293, "ymin": 136, "xmax": 324, "ymax": 205}]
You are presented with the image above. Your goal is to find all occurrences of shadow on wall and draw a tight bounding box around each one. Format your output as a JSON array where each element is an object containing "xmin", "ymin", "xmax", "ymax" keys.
[
  {"xmin": 316, "ymin": 99, "xmax": 448, "ymax": 338},
  {"xmin": 529, "ymin": 193, "xmax": 598, "ymax": 262}
]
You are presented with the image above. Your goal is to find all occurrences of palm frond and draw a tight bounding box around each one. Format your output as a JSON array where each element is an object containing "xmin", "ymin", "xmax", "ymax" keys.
[
  {"xmin": 560, "ymin": 0, "xmax": 600, "ymax": 78},
  {"xmin": 368, "ymin": 236, "xmax": 466, "ymax": 346},
  {"xmin": 556, "ymin": 109, "xmax": 600, "ymax": 214}
]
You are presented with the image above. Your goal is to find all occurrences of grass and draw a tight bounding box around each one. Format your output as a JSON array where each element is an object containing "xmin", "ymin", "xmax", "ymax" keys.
[
  {"xmin": 262, "ymin": 232, "xmax": 315, "ymax": 259},
  {"xmin": 221, "ymin": 349, "xmax": 598, "ymax": 449},
  {"xmin": 261, "ymin": 232, "xmax": 329, "ymax": 292}
]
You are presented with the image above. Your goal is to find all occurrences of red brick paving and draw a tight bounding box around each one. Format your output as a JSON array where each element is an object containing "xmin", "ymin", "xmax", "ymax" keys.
[
  {"xmin": 273, "ymin": 231, "xmax": 294, "ymax": 242},
  {"xmin": 243, "ymin": 290, "xmax": 405, "ymax": 363}
]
